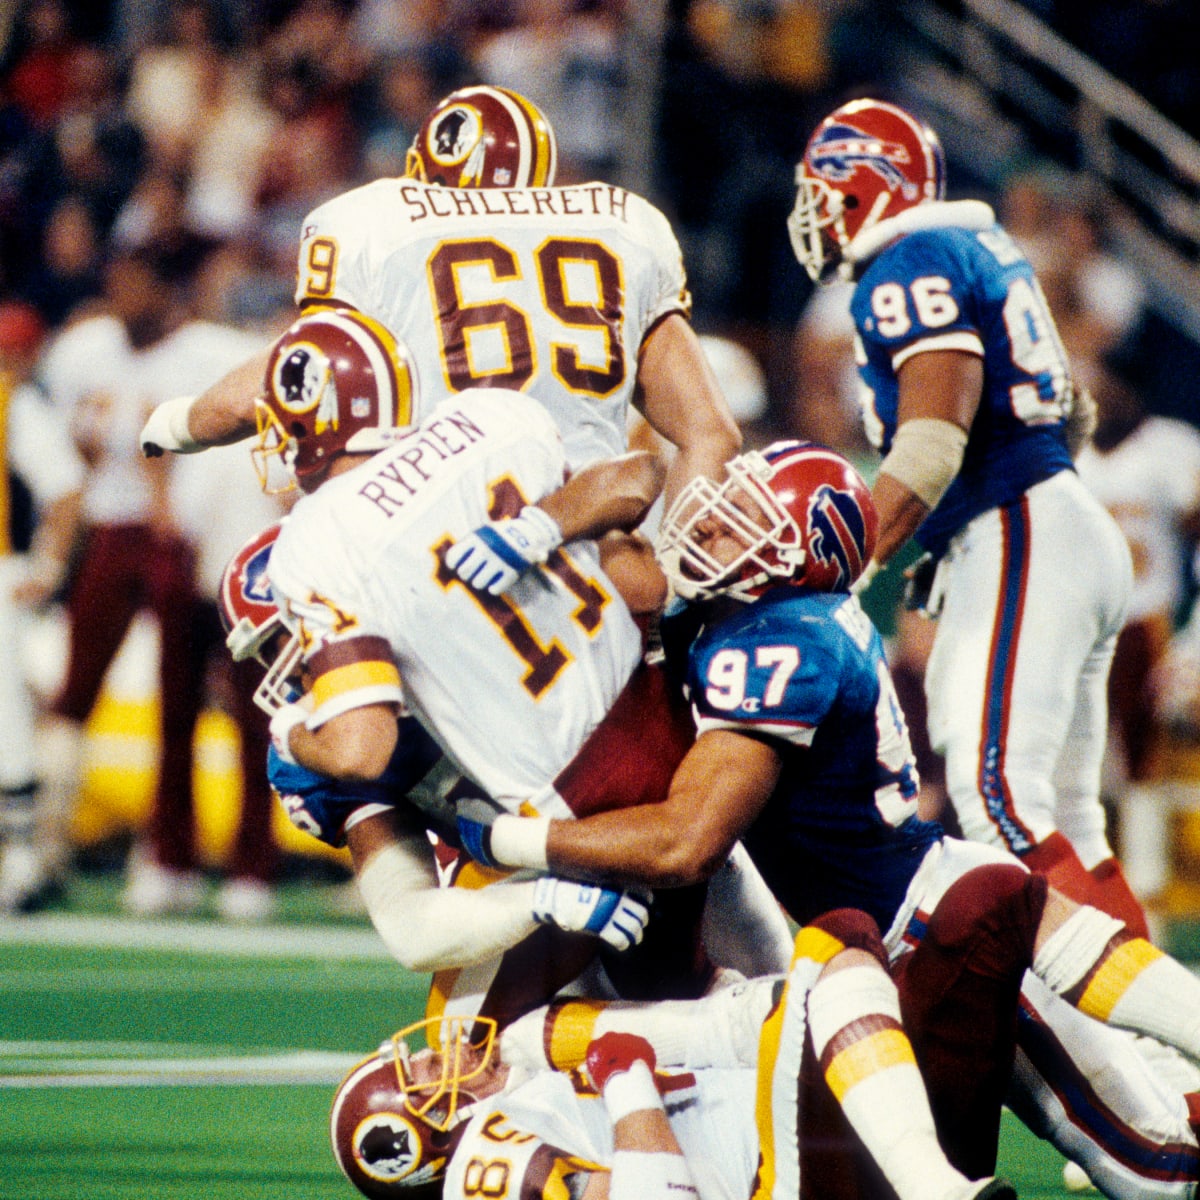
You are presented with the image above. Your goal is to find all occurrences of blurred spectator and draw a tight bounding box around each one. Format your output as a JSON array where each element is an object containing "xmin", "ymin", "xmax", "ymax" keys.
[
  {"xmin": 998, "ymin": 168, "xmax": 1146, "ymax": 372},
  {"xmin": 1075, "ymin": 361, "xmax": 1200, "ymax": 904},
  {"xmin": 20, "ymin": 193, "xmax": 104, "ymax": 324},
  {"xmin": 0, "ymin": 300, "xmax": 84, "ymax": 912},
  {"xmin": 358, "ymin": 50, "xmax": 441, "ymax": 181},
  {"xmin": 788, "ymin": 277, "xmax": 870, "ymax": 461},
  {"xmin": 124, "ymin": 0, "xmax": 227, "ymax": 173},
  {"xmin": 1, "ymin": 0, "xmax": 84, "ymax": 133},
  {"xmin": 471, "ymin": 0, "xmax": 627, "ymax": 182},
  {"xmin": 38, "ymin": 246, "xmax": 280, "ymax": 918}
]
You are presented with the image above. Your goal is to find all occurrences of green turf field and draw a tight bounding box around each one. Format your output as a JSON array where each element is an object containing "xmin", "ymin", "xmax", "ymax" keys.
[{"xmin": 0, "ymin": 873, "xmax": 1144, "ymax": 1199}]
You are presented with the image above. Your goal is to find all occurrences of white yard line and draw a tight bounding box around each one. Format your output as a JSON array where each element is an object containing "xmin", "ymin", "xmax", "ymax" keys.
[{"xmin": 0, "ymin": 914, "xmax": 390, "ymax": 959}]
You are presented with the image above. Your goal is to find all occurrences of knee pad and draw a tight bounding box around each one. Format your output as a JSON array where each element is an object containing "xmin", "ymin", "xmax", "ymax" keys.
[{"xmin": 929, "ymin": 865, "xmax": 1047, "ymax": 964}]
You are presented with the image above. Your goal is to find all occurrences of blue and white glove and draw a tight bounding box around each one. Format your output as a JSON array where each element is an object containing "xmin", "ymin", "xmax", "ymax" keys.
[
  {"xmin": 445, "ymin": 505, "xmax": 563, "ymax": 595},
  {"xmin": 532, "ymin": 877, "xmax": 650, "ymax": 951},
  {"xmin": 455, "ymin": 796, "xmax": 504, "ymax": 868}
]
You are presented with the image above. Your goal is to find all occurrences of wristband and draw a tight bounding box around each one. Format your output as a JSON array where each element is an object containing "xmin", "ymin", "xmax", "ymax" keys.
[
  {"xmin": 601, "ymin": 1059, "xmax": 660, "ymax": 1123},
  {"xmin": 489, "ymin": 814, "xmax": 551, "ymax": 871}
]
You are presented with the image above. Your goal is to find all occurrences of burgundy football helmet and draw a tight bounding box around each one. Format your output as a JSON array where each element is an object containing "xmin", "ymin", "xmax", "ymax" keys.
[
  {"xmin": 658, "ymin": 440, "xmax": 877, "ymax": 601},
  {"xmin": 331, "ymin": 1016, "xmax": 499, "ymax": 1197},
  {"xmin": 405, "ymin": 85, "xmax": 557, "ymax": 189},
  {"xmin": 789, "ymin": 98, "xmax": 946, "ymax": 283},
  {"xmin": 253, "ymin": 308, "xmax": 417, "ymax": 494},
  {"xmin": 217, "ymin": 522, "xmax": 303, "ymax": 714}
]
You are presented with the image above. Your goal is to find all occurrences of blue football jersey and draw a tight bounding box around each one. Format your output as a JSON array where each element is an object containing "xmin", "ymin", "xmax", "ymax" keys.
[
  {"xmin": 852, "ymin": 221, "xmax": 1075, "ymax": 558},
  {"xmin": 672, "ymin": 588, "xmax": 941, "ymax": 932},
  {"xmin": 268, "ymin": 716, "xmax": 444, "ymax": 848}
]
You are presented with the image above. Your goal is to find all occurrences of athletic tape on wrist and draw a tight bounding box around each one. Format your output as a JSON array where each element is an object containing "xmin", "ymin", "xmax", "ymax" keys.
[
  {"xmin": 602, "ymin": 1059, "xmax": 660, "ymax": 1123},
  {"xmin": 490, "ymin": 814, "xmax": 550, "ymax": 871}
]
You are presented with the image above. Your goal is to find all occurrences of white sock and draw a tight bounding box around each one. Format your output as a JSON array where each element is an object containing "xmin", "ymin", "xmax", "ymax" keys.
[{"xmin": 807, "ymin": 965, "xmax": 970, "ymax": 1200}]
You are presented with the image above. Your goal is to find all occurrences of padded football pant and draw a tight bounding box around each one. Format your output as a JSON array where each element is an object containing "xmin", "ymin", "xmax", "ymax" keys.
[{"xmin": 925, "ymin": 472, "xmax": 1136, "ymax": 912}]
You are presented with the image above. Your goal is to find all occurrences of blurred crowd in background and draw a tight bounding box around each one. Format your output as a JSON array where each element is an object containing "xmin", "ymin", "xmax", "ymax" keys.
[{"xmin": 1, "ymin": 0, "xmax": 1198, "ymax": 923}]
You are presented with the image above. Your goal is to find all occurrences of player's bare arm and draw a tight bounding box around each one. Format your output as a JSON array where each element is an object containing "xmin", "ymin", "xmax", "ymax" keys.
[
  {"xmin": 140, "ymin": 347, "xmax": 268, "ymax": 455},
  {"xmin": 541, "ymin": 450, "xmax": 666, "ymax": 542},
  {"xmin": 476, "ymin": 729, "xmax": 782, "ymax": 888},
  {"xmin": 446, "ymin": 449, "xmax": 665, "ymax": 596},
  {"xmin": 280, "ymin": 701, "xmax": 400, "ymax": 781},
  {"xmin": 870, "ymin": 348, "xmax": 982, "ymax": 567},
  {"xmin": 635, "ymin": 314, "xmax": 742, "ymax": 510}
]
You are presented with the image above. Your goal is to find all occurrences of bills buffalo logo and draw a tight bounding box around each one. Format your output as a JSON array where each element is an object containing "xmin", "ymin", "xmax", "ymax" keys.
[
  {"xmin": 238, "ymin": 541, "xmax": 275, "ymax": 609},
  {"xmin": 808, "ymin": 122, "xmax": 917, "ymax": 199},
  {"xmin": 807, "ymin": 484, "xmax": 867, "ymax": 589}
]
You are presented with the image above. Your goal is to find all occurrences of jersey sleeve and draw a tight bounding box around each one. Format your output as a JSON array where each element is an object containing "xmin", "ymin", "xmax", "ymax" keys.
[
  {"xmin": 295, "ymin": 188, "xmax": 377, "ymax": 310},
  {"xmin": 267, "ymin": 515, "xmax": 405, "ymax": 728},
  {"xmin": 852, "ymin": 228, "xmax": 986, "ymax": 370},
  {"xmin": 687, "ymin": 602, "xmax": 843, "ymax": 746},
  {"xmin": 632, "ymin": 196, "xmax": 693, "ymax": 329},
  {"xmin": 7, "ymin": 383, "xmax": 85, "ymax": 505}
]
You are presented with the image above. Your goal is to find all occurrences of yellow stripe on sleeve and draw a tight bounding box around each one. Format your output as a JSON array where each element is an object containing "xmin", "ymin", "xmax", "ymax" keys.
[
  {"xmin": 311, "ymin": 660, "xmax": 401, "ymax": 707},
  {"xmin": 547, "ymin": 1000, "xmax": 604, "ymax": 1071}
]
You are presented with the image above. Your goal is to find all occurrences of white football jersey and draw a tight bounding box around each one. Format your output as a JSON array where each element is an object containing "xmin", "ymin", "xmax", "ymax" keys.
[
  {"xmin": 444, "ymin": 1067, "xmax": 757, "ymax": 1200},
  {"xmin": 267, "ymin": 388, "xmax": 643, "ymax": 813},
  {"xmin": 295, "ymin": 178, "xmax": 690, "ymax": 470},
  {"xmin": 1076, "ymin": 417, "xmax": 1200, "ymax": 621}
]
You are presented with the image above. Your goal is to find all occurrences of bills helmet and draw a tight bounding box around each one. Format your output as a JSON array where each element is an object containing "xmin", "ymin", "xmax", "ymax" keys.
[
  {"xmin": 254, "ymin": 308, "xmax": 417, "ymax": 494},
  {"xmin": 405, "ymin": 84, "xmax": 557, "ymax": 189},
  {"xmin": 658, "ymin": 440, "xmax": 877, "ymax": 601},
  {"xmin": 331, "ymin": 1016, "xmax": 499, "ymax": 1197},
  {"xmin": 217, "ymin": 522, "xmax": 303, "ymax": 714},
  {"xmin": 789, "ymin": 98, "xmax": 946, "ymax": 282}
]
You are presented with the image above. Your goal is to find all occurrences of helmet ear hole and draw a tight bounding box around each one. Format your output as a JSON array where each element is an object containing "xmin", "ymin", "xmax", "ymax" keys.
[{"xmin": 843, "ymin": 194, "xmax": 859, "ymax": 209}]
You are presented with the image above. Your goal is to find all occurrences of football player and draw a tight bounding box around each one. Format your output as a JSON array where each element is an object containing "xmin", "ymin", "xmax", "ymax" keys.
[
  {"xmin": 786, "ymin": 98, "xmax": 1144, "ymax": 937},
  {"xmin": 331, "ymin": 910, "xmax": 1017, "ymax": 1200},
  {"xmin": 218, "ymin": 522, "xmax": 653, "ymax": 983},
  {"xmin": 0, "ymin": 302, "xmax": 84, "ymax": 912},
  {"xmin": 460, "ymin": 441, "xmax": 1200, "ymax": 1197},
  {"xmin": 140, "ymin": 84, "xmax": 740, "ymax": 511},
  {"xmin": 228, "ymin": 307, "xmax": 792, "ymax": 1028}
]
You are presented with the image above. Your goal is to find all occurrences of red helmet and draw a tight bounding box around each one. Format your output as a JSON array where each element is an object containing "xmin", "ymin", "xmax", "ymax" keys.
[
  {"xmin": 254, "ymin": 308, "xmax": 417, "ymax": 494},
  {"xmin": 405, "ymin": 85, "xmax": 557, "ymax": 189},
  {"xmin": 217, "ymin": 522, "xmax": 303, "ymax": 714},
  {"xmin": 658, "ymin": 440, "xmax": 877, "ymax": 601},
  {"xmin": 331, "ymin": 1016, "xmax": 499, "ymax": 1197},
  {"xmin": 789, "ymin": 98, "xmax": 946, "ymax": 282}
]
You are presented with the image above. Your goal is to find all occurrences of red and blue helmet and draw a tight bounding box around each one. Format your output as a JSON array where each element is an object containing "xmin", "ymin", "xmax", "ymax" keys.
[{"xmin": 658, "ymin": 440, "xmax": 877, "ymax": 601}]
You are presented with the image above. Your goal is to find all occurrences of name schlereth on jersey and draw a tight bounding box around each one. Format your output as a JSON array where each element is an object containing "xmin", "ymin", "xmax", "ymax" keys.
[
  {"xmin": 397, "ymin": 181, "xmax": 631, "ymax": 224},
  {"xmin": 356, "ymin": 408, "xmax": 486, "ymax": 517}
]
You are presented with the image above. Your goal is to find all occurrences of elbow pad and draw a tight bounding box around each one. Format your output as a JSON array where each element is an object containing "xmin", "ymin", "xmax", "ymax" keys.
[{"xmin": 878, "ymin": 418, "xmax": 967, "ymax": 510}]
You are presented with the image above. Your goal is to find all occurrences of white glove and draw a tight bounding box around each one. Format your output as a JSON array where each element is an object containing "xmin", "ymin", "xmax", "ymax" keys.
[
  {"xmin": 532, "ymin": 877, "xmax": 650, "ymax": 951},
  {"xmin": 268, "ymin": 702, "xmax": 308, "ymax": 766},
  {"xmin": 140, "ymin": 396, "xmax": 201, "ymax": 456},
  {"xmin": 445, "ymin": 505, "xmax": 563, "ymax": 595}
]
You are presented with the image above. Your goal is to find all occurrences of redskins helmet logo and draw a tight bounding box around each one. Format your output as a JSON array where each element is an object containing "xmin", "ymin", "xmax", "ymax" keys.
[
  {"xmin": 273, "ymin": 342, "xmax": 338, "ymax": 432},
  {"xmin": 352, "ymin": 1112, "xmax": 442, "ymax": 1186},
  {"xmin": 808, "ymin": 122, "xmax": 917, "ymax": 200},
  {"xmin": 425, "ymin": 104, "xmax": 490, "ymax": 186}
]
